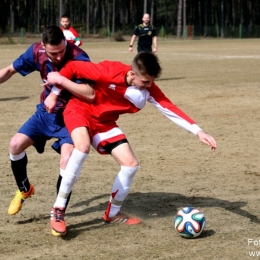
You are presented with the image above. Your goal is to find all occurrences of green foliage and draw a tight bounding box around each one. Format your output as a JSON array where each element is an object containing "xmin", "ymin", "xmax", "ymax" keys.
[
  {"xmin": 112, "ymin": 30, "xmax": 125, "ymax": 42},
  {"xmin": 159, "ymin": 26, "xmax": 165, "ymax": 38},
  {"xmin": 98, "ymin": 27, "xmax": 109, "ymax": 38},
  {"xmin": 6, "ymin": 30, "xmax": 15, "ymax": 44}
]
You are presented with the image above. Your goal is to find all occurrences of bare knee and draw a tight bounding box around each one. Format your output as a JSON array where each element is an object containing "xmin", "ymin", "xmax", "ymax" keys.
[
  {"xmin": 74, "ymin": 141, "xmax": 91, "ymax": 154},
  {"xmin": 59, "ymin": 143, "xmax": 90, "ymax": 169},
  {"xmin": 125, "ymin": 159, "xmax": 139, "ymax": 168},
  {"xmin": 9, "ymin": 133, "xmax": 33, "ymax": 155},
  {"xmin": 9, "ymin": 136, "xmax": 22, "ymax": 154}
]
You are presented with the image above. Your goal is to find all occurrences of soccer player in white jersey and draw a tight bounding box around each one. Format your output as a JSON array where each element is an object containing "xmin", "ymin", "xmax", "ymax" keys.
[{"xmin": 60, "ymin": 15, "xmax": 82, "ymax": 47}]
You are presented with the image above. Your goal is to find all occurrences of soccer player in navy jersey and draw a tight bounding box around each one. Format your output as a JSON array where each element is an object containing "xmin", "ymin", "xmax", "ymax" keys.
[
  {"xmin": 44, "ymin": 52, "xmax": 217, "ymax": 236},
  {"xmin": 0, "ymin": 25, "xmax": 94, "ymax": 235}
]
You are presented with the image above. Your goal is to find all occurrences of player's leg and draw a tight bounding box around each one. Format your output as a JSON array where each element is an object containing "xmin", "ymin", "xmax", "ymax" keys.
[
  {"xmin": 50, "ymin": 126, "xmax": 91, "ymax": 236},
  {"xmin": 8, "ymin": 132, "xmax": 35, "ymax": 215},
  {"xmin": 54, "ymin": 126, "xmax": 91, "ymax": 208},
  {"xmin": 103, "ymin": 141, "xmax": 140, "ymax": 224},
  {"xmin": 57, "ymin": 143, "xmax": 74, "ymax": 211}
]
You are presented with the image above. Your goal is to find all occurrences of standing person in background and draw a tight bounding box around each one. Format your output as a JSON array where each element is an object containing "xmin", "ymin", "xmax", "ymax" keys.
[
  {"xmin": 60, "ymin": 14, "xmax": 82, "ymax": 47},
  {"xmin": 129, "ymin": 13, "xmax": 157, "ymax": 53}
]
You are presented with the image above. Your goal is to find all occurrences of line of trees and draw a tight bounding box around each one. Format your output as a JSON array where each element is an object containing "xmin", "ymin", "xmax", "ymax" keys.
[{"xmin": 1, "ymin": 0, "xmax": 260, "ymax": 38}]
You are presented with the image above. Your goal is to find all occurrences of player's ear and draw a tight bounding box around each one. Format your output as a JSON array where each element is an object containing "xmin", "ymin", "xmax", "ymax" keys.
[
  {"xmin": 41, "ymin": 42, "xmax": 45, "ymax": 50},
  {"xmin": 129, "ymin": 70, "xmax": 135, "ymax": 77}
]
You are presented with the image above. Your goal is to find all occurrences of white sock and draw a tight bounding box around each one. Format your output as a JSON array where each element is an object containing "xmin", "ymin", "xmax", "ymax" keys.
[
  {"xmin": 60, "ymin": 168, "xmax": 65, "ymax": 177},
  {"xmin": 54, "ymin": 148, "xmax": 88, "ymax": 208},
  {"xmin": 9, "ymin": 151, "xmax": 26, "ymax": 161},
  {"xmin": 108, "ymin": 165, "xmax": 139, "ymax": 217}
]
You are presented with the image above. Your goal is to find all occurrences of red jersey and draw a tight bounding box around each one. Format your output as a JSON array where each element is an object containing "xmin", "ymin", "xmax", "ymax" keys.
[
  {"xmin": 61, "ymin": 26, "xmax": 82, "ymax": 47},
  {"xmin": 60, "ymin": 60, "xmax": 202, "ymax": 135}
]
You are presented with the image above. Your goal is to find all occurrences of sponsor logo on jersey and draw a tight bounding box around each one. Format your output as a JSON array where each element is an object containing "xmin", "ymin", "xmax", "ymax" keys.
[{"xmin": 109, "ymin": 84, "xmax": 116, "ymax": 90}]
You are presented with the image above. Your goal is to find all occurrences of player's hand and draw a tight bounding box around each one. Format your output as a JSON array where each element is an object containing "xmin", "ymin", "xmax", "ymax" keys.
[
  {"xmin": 46, "ymin": 72, "xmax": 63, "ymax": 85},
  {"xmin": 44, "ymin": 92, "xmax": 58, "ymax": 113},
  {"xmin": 153, "ymin": 48, "xmax": 157, "ymax": 53},
  {"xmin": 197, "ymin": 130, "xmax": 217, "ymax": 151},
  {"xmin": 129, "ymin": 47, "xmax": 133, "ymax": 52}
]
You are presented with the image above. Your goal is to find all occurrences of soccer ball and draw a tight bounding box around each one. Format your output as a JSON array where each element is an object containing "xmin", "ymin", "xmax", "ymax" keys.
[{"xmin": 174, "ymin": 207, "xmax": 206, "ymax": 238}]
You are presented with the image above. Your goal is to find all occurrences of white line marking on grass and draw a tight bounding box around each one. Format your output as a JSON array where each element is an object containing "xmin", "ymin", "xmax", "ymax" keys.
[{"xmin": 160, "ymin": 53, "xmax": 260, "ymax": 60}]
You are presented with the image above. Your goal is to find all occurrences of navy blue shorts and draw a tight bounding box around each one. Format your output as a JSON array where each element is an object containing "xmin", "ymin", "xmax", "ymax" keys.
[{"xmin": 18, "ymin": 105, "xmax": 73, "ymax": 154}]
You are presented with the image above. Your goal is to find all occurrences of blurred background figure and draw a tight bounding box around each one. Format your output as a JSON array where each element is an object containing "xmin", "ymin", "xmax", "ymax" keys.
[
  {"xmin": 60, "ymin": 14, "xmax": 82, "ymax": 47},
  {"xmin": 129, "ymin": 13, "xmax": 157, "ymax": 53}
]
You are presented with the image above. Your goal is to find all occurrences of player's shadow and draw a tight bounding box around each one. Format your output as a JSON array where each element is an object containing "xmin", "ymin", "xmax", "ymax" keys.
[
  {"xmin": 0, "ymin": 96, "xmax": 29, "ymax": 102},
  {"xmin": 155, "ymin": 77, "xmax": 185, "ymax": 81},
  {"xmin": 60, "ymin": 191, "xmax": 259, "ymax": 238}
]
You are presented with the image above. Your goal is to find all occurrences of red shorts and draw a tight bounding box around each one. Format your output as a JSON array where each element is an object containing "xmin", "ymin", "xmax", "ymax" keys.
[{"xmin": 64, "ymin": 98, "xmax": 126, "ymax": 154}]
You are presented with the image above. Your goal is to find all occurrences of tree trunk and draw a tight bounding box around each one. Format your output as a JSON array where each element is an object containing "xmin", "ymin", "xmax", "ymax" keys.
[
  {"xmin": 10, "ymin": 0, "xmax": 14, "ymax": 33},
  {"xmin": 107, "ymin": 0, "xmax": 110, "ymax": 34},
  {"xmin": 150, "ymin": 0, "xmax": 154, "ymax": 24},
  {"xmin": 112, "ymin": 0, "xmax": 115, "ymax": 33},
  {"xmin": 177, "ymin": 0, "xmax": 182, "ymax": 39},
  {"xmin": 86, "ymin": 0, "xmax": 89, "ymax": 35},
  {"xmin": 221, "ymin": 0, "xmax": 224, "ymax": 38},
  {"xmin": 204, "ymin": 0, "xmax": 208, "ymax": 37},
  {"xmin": 93, "ymin": 0, "xmax": 97, "ymax": 35},
  {"xmin": 101, "ymin": 2, "xmax": 105, "ymax": 27},
  {"xmin": 37, "ymin": 0, "xmax": 40, "ymax": 33},
  {"xmin": 144, "ymin": 0, "xmax": 147, "ymax": 14},
  {"xmin": 232, "ymin": 0, "xmax": 235, "ymax": 30},
  {"xmin": 183, "ymin": 0, "xmax": 186, "ymax": 37}
]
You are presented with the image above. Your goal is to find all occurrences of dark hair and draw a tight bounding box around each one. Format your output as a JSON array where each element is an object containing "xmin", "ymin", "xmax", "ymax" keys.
[
  {"xmin": 132, "ymin": 52, "xmax": 162, "ymax": 78},
  {"xmin": 42, "ymin": 25, "xmax": 65, "ymax": 45},
  {"xmin": 61, "ymin": 14, "xmax": 70, "ymax": 19}
]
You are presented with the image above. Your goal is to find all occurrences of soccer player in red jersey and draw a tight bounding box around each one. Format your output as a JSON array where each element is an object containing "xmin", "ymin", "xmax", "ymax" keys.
[
  {"xmin": 44, "ymin": 52, "xmax": 217, "ymax": 236},
  {"xmin": 60, "ymin": 15, "xmax": 82, "ymax": 47}
]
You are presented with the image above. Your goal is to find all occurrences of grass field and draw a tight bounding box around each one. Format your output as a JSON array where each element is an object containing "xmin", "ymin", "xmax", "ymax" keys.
[{"xmin": 0, "ymin": 38, "xmax": 260, "ymax": 259}]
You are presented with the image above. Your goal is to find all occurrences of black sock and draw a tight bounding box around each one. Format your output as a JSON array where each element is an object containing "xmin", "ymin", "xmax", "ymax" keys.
[
  {"xmin": 10, "ymin": 154, "xmax": 30, "ymax": 192},
  {"xmin": 56, "ymin": 174, "xmax": 72, "ymax": 212}
]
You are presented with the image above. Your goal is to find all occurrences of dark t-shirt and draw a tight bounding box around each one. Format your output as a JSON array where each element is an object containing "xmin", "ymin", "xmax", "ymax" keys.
[{"xmin": 133, "ymin": 24, "xmax": 157, "ymax": 52}]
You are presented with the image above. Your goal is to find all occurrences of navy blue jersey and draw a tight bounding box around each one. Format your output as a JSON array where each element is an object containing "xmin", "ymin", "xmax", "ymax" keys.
[{"xmin": 13, "ymin": 42, "xmax": 90, "ymax": 113}]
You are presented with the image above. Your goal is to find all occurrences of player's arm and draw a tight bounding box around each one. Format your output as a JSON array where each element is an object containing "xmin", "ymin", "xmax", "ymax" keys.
[
  {"xmin": 148, "ymin": 83, "xmax": 217, "ymax": 151},
  {"xmin": 152, "ymin": 36, "xmax": 157, "ymax": 52},
  {"xmin": 197, "ymin": 130, "xmax": 217, "ymax": 151},
  {"xmin": 129, "ymin": 35, "xmax": 137, "ymax": 52},
  {"xmin": 0, "ymin": 64, "xmax": 17, "ymax": 83},
  {"xmin": 70, "ymin": 27, "xmax": 82, "ymax": 46},
  {"xmin": 74, "ymin": 38, "xmax": 82, "ymax": 47},
  {"xmin": 44, "ymin": 82, "xmax": 95, "ymax": 113}
]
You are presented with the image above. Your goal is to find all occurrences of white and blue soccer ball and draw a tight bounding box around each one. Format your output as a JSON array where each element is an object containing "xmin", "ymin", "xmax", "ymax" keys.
[{"xmin": 174, "ymin": 207, "xmax": 206, "ymax": 238}]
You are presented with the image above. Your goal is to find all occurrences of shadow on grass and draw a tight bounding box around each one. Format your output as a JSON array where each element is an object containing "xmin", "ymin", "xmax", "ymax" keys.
[
  {"xmin": 0, "ymin": 96, "xmax": 29, "ymax": 102},
  {"xmin": 68, "ymin": 192, "xmax": 259, "ymax": 223},
  {"xmin": 16, "ymin": 191, "xmax": 258, "ymax": 239},
  {"xmin": 155, "ymin": 77, "xmax": 185, "ymax": 81}
]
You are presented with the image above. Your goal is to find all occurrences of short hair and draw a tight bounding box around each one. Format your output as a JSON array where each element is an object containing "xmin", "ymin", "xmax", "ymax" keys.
[
  {"xmin": 42, "ymin": 25, "xmax": 65, "ymax": 45},
  {"xmin": 132, "ymin": 52, "xmax": 162, "ymax": 78},
  {"xmin": 61, "ymin": 14, "xmax": 70, "ymax": 20}
]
